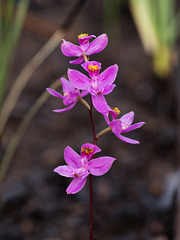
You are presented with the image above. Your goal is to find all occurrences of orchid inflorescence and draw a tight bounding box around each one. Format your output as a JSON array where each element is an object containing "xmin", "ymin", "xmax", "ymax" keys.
[{"xmin": 47, "ymin": 33, "xmax": 145, "ymax": 195}]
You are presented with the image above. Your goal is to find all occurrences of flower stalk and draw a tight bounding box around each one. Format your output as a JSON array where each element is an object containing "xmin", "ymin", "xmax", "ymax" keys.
[
  {"xmin": 78, "ymin": 96, "xmax": 90, "ymax": 110},
  {"xmin": 96, "ymin": 126, "xmax": 111, "ymax": 139},
  {"xmin": 46, "ymin": 33, "xmax": 145, "ymax": 240},
  {"xmin": 82, "ymin": 52, "xmax": 88, "ymax": 62},
  {"xmin": 88, "ymin": 95, "xmax": 97, "ymax": 240}
]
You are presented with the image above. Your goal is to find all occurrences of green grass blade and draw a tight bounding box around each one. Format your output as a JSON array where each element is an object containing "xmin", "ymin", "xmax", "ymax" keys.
[
  {"xmin": 11, "ymin": 0, "xmax": 29, "ymax": 50},
  {"xmin": 3, "ymin": 0, "xmax": 14, "ymax": 35},
  {"xmin": 0, "ymin": 0, "xmax": 29, "ymax": 108},
  {"xmin": 129, "ymin": 0, "xmax": 159, "ymax": 54},
  {"xmin": 0, "ymin": 1, "xmax": 3, "ymax": 44}
]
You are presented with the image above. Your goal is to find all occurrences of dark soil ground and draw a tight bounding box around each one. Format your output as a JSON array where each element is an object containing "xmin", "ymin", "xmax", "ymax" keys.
[{"xmin": 1, "ymin": 0, "xmax": 180, "ymax": 240}]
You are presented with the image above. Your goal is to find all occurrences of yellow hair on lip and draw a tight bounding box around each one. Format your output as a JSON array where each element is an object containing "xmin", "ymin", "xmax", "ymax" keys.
[
  {"xmin": 88, "ymin": 65, "xmax": 100, "ymax": 72},
  {"xmin": 112, "ymin": 107, "xmax": 120, "ymax": 115},
  {"xmin": 122, "ymin": 125, "xmax": 129, "ymax": 129},
  {"xmin": 78, "ymin": 33, "xmax": 89, "ymax": 39},
  {"xmin": 81, "ymin": 147, "xmax": 94, "ymax": 155}
]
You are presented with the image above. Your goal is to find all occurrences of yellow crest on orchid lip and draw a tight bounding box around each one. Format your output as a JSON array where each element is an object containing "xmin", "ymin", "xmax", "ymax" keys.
[
  {"xmin": 81, "ymin": 147, "xmax": 94, "ymax": 155},
  {"xmin": 88, "ymin": 65, "xmax": 100, "ymax": 72},
  {"xmin": 112, "ymin": 107, "xmax": 120, "ymax": 115},
  {"xmin": 63, "ymin": 92, "xmax": 69, "ymax": 96},
  {"xmin": 122, "ymin": 125, "xmax": 129, "ymax": 129},
  {"xmin": 78, "ymin": 33, "xmax": 88, "ymax": 39}
]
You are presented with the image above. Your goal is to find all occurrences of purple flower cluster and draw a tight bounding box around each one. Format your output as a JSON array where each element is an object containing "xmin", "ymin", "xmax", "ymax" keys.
[
  {"xmin": 47, "ymin": 33, "xmax": 145, "ymax": 194},
  {"xmin": 54, "ymin": 143, "xmax": 115, "ymax": 194}
]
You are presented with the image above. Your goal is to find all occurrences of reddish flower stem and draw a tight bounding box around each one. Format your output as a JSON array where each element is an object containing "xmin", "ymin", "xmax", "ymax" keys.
[
  {"xmin": 89, "ymin": 174, "xmax": 93, "ymax": 240},
  {"xmin": 83, "ymin": 53, "xmax": 96, "ymax": 240},
  {"xmin": 88, "ymin": 96, "xmax": 97, "ymax": 240},
  {"xmin": 89, "ymin": 97, "xmax": 97, "ymax": 146}
]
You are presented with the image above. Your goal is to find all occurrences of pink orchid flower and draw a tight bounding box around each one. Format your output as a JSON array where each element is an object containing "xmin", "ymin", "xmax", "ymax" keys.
[
  {"xmin": 46, "ymin": 77, "xmax": 88, "ymax": 113},
  {"xmin": 105, "ymin": 109, "xmax": 145, "ymax": 144},
  {"xmin": 61, "ymin": 33, "xmax": 108, "ymax": 64},
  {"xmin": 68, "ymin": 61, "xmax": 118, "ymax": 114},
  {"xmin": 54, "ymin": 143, "xmax": 116, "ymax": 194}
]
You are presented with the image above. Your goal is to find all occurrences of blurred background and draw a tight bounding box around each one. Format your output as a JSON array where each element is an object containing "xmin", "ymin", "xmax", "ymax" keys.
[{"xmin": 0, "ymin": 0, "xmax": 180, "ymax": 239}]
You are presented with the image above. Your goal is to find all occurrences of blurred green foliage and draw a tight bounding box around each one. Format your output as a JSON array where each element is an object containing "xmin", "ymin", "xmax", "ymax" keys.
[
  {"xmin": 129, "ymin": 0, "xmax": 179, "ymax": 78},
  {"xmin": 103, "ymin": 0, "xmax": 123, "ymax": 40},
  {"xmin": 103, "ymin": 0, "xmax": 180, "ymax": 78},
  {"xmin": 0, "ymin": 0, "xmax": 29, "ymax": 108}
]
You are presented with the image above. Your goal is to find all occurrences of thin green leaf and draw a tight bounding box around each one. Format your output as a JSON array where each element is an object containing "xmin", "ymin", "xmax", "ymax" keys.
[
  {"xmin": 4, "ymin": 0, "xmax": 14, "ymax": 36},
  {"xmin": 0, "ymin": 1, "xmax": 3, "ymax": 44},
  {"xmin": 129, "ymin": 0, "xmax": 159, "ymax": 54},
  {"xmin": 11, "ymin": 0, "xmax": 29, "ymax": 49},
  {"xmin": 0, "ymin": 0, "xmax": 29, "ymax": 108}
]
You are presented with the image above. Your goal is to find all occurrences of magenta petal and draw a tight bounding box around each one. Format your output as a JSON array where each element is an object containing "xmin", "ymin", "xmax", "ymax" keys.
[
  {"xmin": 80, "ymin": 90, "xmax": 89, "ymax": 98},
  {"xmin": 122, "ymin": 122, "xmax": 145, "ymax": 133},
  {"xmin": 70, "ymin": 56, "xmax": 84, "ymax": 64},
  {"xmin": 68, "ymin": 69, "xmax": 91, "ymax": 90},
  {"xmin": 61, "ymin": 39, "xmax": 82, "ymax": 57},
  {"xmin": 46, "ymin": 88, "xmax": 63, "ymax": 99},
  {"xmin": 102, "ymin": 84, "xmax": 116, "ymax": 95},
  {"xmin": 53, "ymin": 102, "xmax": 77, "ymax": 113},
  {"xmin": 64, "ymin": 146, "xmax": 82, "ymax": 168},
  {"xmin": 66, "ymin": 176, "xmax": 87, "ymax": 194},
  {"xmin": 88, "ymin": 157, "xmax": 116, "ymax": 176},
  {"xmin": 119, "ymin": 135, "xmax": 140, "ymax": 144},
  {"xmin": 98, "ymin": 64, "xmax": 118, "ymax": 87},
  {"xmin": 120, "ymin": 111, "xmax": 134, "ymax": 126},
  {"xmin": 91, "ymin": 94, "xmax": 109, "ymax": 114},
  {"xmin": 54, "ymin": 165, "xmax": 74, "ymax": 178},
  {"xmin": 110, "ymin": 119, "xmax": 122, "ymax": 137},
  {"xmin": 104, "ymin": 114, "xmax": 110, "ymax": 125},
  {"xmin": 86, "ymin": 34, "xmax": 108, "ymax": 55},
  {"xmin": 61, "ymin": 78, "xmax": 75, "ymax": 92}
]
